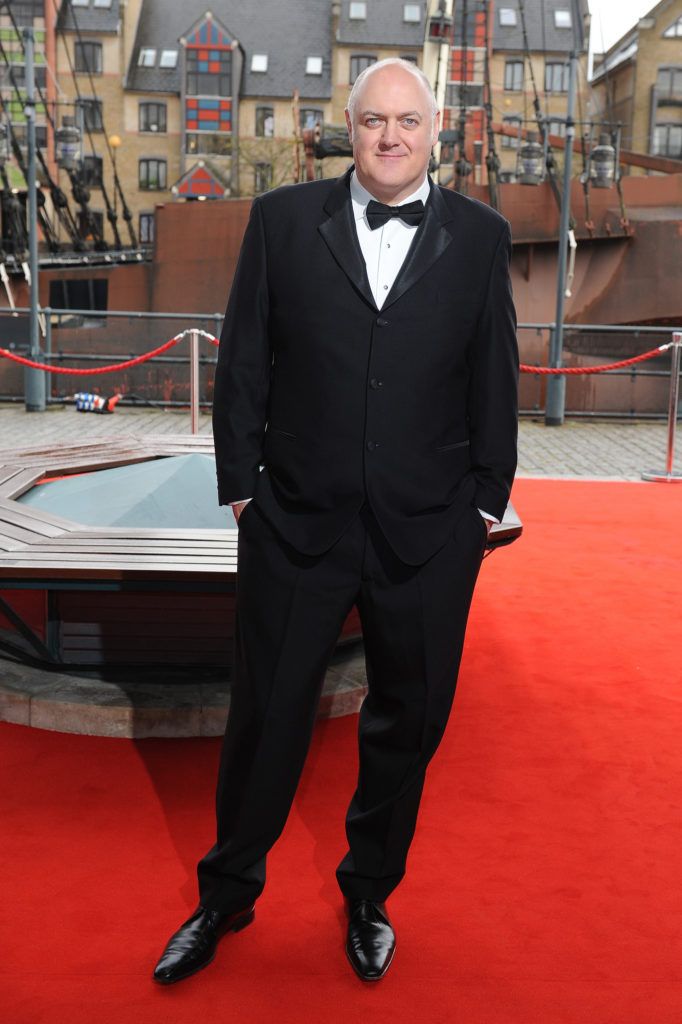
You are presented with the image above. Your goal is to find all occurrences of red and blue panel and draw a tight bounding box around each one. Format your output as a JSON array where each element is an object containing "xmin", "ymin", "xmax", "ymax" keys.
[
  {"xmin": 185, "ymin": 19, "xmax": 232, "ymax": 49},
  {"xmin": 185, "ymin": 97, "xmax": 232, "ymax": 133}
]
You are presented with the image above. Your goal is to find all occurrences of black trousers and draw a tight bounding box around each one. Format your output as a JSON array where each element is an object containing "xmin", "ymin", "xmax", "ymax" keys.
[{"xmin": 196, "ymin": 498, "xmax": 487, "ymax": 913}]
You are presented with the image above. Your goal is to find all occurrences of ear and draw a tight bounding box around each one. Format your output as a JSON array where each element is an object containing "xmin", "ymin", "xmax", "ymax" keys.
[
  {"xmin": 344, "ymin": 108, "xmax": 353, "ymax": 143},
  {"xmin": 432, "ymin": 109, "xmax": 441, "ymax": 148}
]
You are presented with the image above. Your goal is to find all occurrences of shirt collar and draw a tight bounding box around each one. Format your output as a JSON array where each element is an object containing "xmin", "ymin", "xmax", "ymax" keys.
[{"xmin": 350, "ymin": 169, "xmax": 431, "ymax": 222}]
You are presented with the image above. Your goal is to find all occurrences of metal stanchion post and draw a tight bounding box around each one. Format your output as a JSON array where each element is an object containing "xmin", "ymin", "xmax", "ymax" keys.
[
  {"xmin": 189, "ymin": 328, "xmax": 200, "ymax": 435},
  {"xmin": 642, "ymin": 331, "xmax": 682, "ymax": 482},
  {"xmin": 23, "ymin": 27, "xmax": 45, "ymax": 413}
]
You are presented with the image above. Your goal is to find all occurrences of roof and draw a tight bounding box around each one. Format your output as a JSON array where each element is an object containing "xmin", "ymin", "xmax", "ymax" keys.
[
  {"xmin": 492, "ymin": 0, "xmax": 590, "ymax": 53},
  {"xmin": 57, "ymin": 0, "xmax": 121, "ymax": 34},
  {"xmin": 336, "ymin": 0, "xmax": 424, "ymax": 48},
  {"xmin": 126, "ymin": 0, "xmax": 332, "ymax": 99}
]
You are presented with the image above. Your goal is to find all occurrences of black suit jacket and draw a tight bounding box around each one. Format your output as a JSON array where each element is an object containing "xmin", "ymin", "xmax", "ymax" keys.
[{"xmin": 212, "ymin": 167, "xmax": 518, "ymax": 566}]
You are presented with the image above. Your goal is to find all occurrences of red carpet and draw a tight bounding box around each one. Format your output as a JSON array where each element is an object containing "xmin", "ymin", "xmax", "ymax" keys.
[{"xmin": 2, "ymin": 478, "xmax": 682, "ymax": 1024}]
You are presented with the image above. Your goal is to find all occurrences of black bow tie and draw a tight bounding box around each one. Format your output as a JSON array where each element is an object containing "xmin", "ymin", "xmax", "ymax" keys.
[{"xmin": 365, "ymin": 199, "xmax": 425, "ymax": 230}]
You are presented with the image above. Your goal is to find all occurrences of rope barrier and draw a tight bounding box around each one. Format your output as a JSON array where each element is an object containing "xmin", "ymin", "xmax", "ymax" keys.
[
  {"xmin": 520, "ymin": 344, "xmax": 670, "ymax": 375},
  {"xmin": 0, "ymin": 329, "xmax": 219, "ymax": 375},
  {"xmin": 0, "ymin": 333, "xmax": 670, "ymax": 378}
]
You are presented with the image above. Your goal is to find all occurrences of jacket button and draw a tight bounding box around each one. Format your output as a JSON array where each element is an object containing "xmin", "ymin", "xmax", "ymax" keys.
[
  {"xmin": 376, "ymin": 317, "xmax": 390, "ymax": 327},
  {"xmin": 369, "ymin": 378, "xmax": 383, "ymax": 389},
  {"xmin": 366, "ymin": 440, "xmax": 378, "ymax": 451}
]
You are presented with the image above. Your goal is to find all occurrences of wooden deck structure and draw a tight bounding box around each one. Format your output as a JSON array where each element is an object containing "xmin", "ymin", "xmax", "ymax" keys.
[{"xmin": 0, "ymin": 435, "xmax": 520, "ymax": 668}]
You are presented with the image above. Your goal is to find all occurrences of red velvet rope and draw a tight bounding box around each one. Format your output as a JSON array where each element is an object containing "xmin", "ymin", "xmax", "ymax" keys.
[
  {"xmin": 0, "ymin": 329, "xmax": 219, "ymax": 376},
  {"xmin": 520, "ymin": 345, "xmax": 670, "ymax": 375},
  {"xmin": 0, "ymin": 335, "xmax": 671, "ymax": 378}
]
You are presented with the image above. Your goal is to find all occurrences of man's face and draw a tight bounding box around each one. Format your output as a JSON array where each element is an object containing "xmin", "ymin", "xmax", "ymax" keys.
[{"xmin": 345, "ymin": 65, "xmax": 440, "ymax": 205}]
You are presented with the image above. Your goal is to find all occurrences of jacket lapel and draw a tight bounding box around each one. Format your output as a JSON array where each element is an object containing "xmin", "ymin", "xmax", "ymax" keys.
[
  {"xmin": 317, "ymin": 169, "xmax": 456, "ymax": 313},
  {"xmin": 318, "ymin": 169, "xmax": 377, "ymax": 310},
  {"xmin": 381, "ymin": 181, "xmax": 454, "ymax": 311}
]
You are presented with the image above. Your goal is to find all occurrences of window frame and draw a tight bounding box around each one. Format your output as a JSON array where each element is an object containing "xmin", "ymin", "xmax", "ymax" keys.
[
  {"xmin": 255, "ymin": 105, "xmax": 275, "ymax": 137},
  {"xmin": 159, "ymin": 49, "xmax": 178, "ymax": 69},
  {"xmin": 138, "ymin": 157, "xmax": 168, "ymax": 191},
  {"xmin": 349, "ymin": 53, "xmax": 377, "ymax": 84},
  {"xmin": 74, "ymin": 40, "xmax": 102, "ymax": 75},
  {"xmin": 139, "ymin": 101, "xmax": 167, "ymax": 134},
  {"xmin": 504, "ymin": 59, "xmax": 523, "ymax": 91},
  {"xmin": 138, "ymin": 48, "xmax": 157, "ymax": 68},
  {"xmin": 544, "ymin": 60, "xmax": 569, "ymax": 93},
  {"xmin": 403, "ymin": 3, "xmax": 421, "ymax": 23},
  {"xmin": 499, "ymin": 8, "xmax": 517, "ymax": 27},
  {"xmin": 306, "ymin": 56, "xmax": 323, "ymax": 75}
]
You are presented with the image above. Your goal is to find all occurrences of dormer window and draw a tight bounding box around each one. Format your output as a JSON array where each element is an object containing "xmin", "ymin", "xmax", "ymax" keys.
[
  {"xmin": 138, "ymin": 48, "xmax": 157, "ymax": 67},
  {"xmin": 251, "ymin": 53, "xmax": 268, "ymax": 72},
  {"xmin": 349, "ymin": 1, "xmax": 367, "ymax": 17},
  {"xmin": 403, "ymin": 3, "xmax": 420, "ymax": 22},
  {"xmin": 159, "ymin": 50, "xmax": 178, "ymax": 68},
  {"xmin": 306, "ymin": 56, "xmax": 323, "ymax": 75},
  {"xmin": 554, "ymin": 9, "xmax": 572, "ymax": 28},
  {"xmin": 499, "ymin": 8, "xmax": 517, "ymax": 26}
]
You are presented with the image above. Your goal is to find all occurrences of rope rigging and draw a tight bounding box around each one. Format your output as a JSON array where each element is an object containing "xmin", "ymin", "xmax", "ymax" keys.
[
  {"xmin": 0, "ymin": 1, "xmax": 83, "ymax": 251},
  {"xmin": 453, "ymin": 0, "xmax": 472, "ymax": 193},
  {"xmin": 58, "ymin": 0, "xmax": 137, "ymax": 248},
  {"xmin": 481, "ymin": 0, "xmax": 501, "ymax": 211}
]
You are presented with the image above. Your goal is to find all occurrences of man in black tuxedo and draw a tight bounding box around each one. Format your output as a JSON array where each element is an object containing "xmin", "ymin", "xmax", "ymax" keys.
[{"xmin": 154, "ymin": 58, "xmax": 517, "ymax": 985}]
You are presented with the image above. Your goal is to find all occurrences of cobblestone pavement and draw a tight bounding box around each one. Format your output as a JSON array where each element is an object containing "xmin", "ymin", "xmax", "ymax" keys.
[{"xmin": 0, "ymin": 403, "xmax": 678, "ymax": 480}]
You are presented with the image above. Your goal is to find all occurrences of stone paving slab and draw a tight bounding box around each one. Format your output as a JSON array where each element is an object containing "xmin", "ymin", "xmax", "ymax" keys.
[
  {"xmin": 0, "ymin": 403, "xmax": 678, "ymax": 737},
  {"xmin": 0, "ymin": 403, "xmax": 677, "ymax": 480}
]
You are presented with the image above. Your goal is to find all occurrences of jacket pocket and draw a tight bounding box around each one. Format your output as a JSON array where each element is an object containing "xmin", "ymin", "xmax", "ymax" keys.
[
  {"xmin": 268, "ymin": 426, "xmax": 297, "ymax": 440},
  {"xmin": 434, "ymin": 439, "xmax": 470, "ymax": 453}
]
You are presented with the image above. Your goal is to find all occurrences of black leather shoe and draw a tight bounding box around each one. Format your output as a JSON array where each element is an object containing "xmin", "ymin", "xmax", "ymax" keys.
[
  {"xmin": 153, "ymin": 903, "xmax": 255, "ymax": 985},
  {"xmin": 345, "ymin": 899, "xmax": 396, "ymax": 981}
]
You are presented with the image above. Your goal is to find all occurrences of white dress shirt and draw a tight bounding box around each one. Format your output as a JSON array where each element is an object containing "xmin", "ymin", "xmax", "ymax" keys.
[{"xmin": 231, "ymin": 170, "xmax": 497, "ymax": 526}]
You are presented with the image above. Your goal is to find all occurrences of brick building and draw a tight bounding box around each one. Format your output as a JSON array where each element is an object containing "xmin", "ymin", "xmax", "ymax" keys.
[{"xmin": 591, "ymin": 0, "xmax": 682, "ymax": 171}]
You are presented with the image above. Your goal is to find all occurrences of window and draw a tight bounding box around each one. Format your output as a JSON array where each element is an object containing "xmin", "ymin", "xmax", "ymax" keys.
[
  {"xmin": 545, "ymin": 61, "xmax": 569, "ymax": 93},
  {"xmin": 653, "ymin": 123, "xmax": 682, "ymax": 157},
  {"xmin": 445, "ymin": 83, "xmax": 483, "ymax": 107},
  {"xmin": 547, "ymin": 118, "xmax": 566, "ymax": 138},
  {"xmin": 663, "ymin": 16, "xmax": 682, "ymax": 37},
  {"xmin": 403, "ymin": 4, "xmax": 421, "ymax": 22},
  {"xmin": 554, "ymin": 9, "xmax": 572, "ymax": 28},
  {"xmin": 400, "ymin": 54, "xmax": 418, "ymax": 64},
  {"xmin": 138, "ymin": 48, "xmax": 156, "ymax": 67},
  {"xmin": 254, "ymin": 162, "xmax": 272, "ymax": 194},
  {"xmin": 299, "ymin": 107, "xmax": 323, "ymax": 130},
  {"xmin": 139, "ymin": 102, "xmax": 167, "ymax": 133},
  {"xmin": 48, "ymin": 278, "xmax": 108, "ymax": 318},
  {"xmin": 349, "ymin": 1, "xmax": 367, "ymax": 17},
  {"xmin": 76, "ymin": 98, "xmax": 103, "ymax": 132},
  {"xmin": 350, "ymin": 54, "xmax": 377, "ymax": 84},
  {"xmin": 499, "ymin": 8, "xmax": 517, "ymax": 26},
  {"xmin": 77, "ymin": 209, "xmax": 104, "ymax": 240},
  {"xmin": 185, "ymin": 134, "xmax": 232, "ymax": 155},
  {"xmin": 504, "ymin": 59, "xmax": 523, "ymax": 91},
  {"xmin": 255, "ymin": 106, "xmax": 274, "ymax": 137},
  {"xmin": 186, "ymin": 48, "xmax": 231, "ymax": 96},
  {"xmin": 139, "ymin": 213, "xmax": 155, "ymax": 245},
  {"xmin": 70, "ymin": 0, "xmax": 89, "ymax": 6},
  {"xmin": 251, "ymin": 53, "xmax": 268, "ymax": 73},
  {"xmin": 9, "ymin": 122, "xmax": 47, "ymax": 148},
  {"xmin": 656, "ymin": 66, "xmax": 682, "ymax": 99},
  {"xmin": 159, "ymin": 50, "xmax": 178, "ymax": 69},
  {"xmin": 502, "ymin": 115, "xmax": 522, "ymax": 148},
  {"xmin": 0, "ymin": 64, "xmax": 47, "ymax": 90},
  {"xmin": 75, "ymin": 41, "xmax": 102, "ymax": 74},
  {"xmin": 81, "ymin": 155, "xmax": 103, "ymax": 186},
  {"xmin": 306, "ymin": 56, "xmax": 323, "ymax": 75},
  {"xmin": 139, "ymin": 158, "xmax": 167, "ymax": 190},
  {"xmin": 93, "ymin": 0, "xmax": 113, "ymax": 7}
]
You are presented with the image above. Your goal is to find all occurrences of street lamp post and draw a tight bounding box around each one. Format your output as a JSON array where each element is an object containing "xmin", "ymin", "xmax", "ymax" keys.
[
  {"xmin": 545, "ymin": 50, "xmax": 578, "ymax": 427},
  {"xmin": 22, "ymin": 26, "xmax": 45, "ymax": 412}
]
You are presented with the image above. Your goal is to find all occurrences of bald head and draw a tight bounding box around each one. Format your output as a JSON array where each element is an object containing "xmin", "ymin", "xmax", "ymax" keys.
[{"xmin": 344, "ymin": 59, "xmax": 440, "ymax": 205}]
